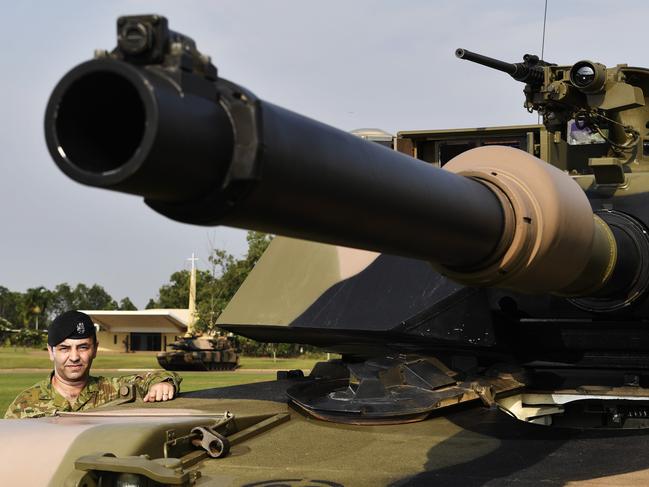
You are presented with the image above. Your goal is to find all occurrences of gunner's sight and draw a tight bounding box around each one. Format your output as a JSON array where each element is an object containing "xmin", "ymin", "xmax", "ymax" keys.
[{"xmin": 570, "ymin": 60, "xmax": 607, "ymax": 93}]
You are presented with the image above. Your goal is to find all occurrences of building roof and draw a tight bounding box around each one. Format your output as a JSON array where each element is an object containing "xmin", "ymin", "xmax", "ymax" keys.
[{"xmin": 81, "ymin": 309, "xmax": 190, "ymax": 334}]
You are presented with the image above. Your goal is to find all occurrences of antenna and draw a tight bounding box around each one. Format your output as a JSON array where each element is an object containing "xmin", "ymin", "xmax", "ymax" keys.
[
  {"xmin": 541, "ymin": 0, "xmax": 548, "ymax": 60},
  {"xmin": 539, "ymin": 0, "xmax": 549, "ymax": 124}
]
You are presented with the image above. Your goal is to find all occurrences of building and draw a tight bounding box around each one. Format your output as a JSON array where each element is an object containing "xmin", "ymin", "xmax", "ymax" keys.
[
  {"xmin": 82, "ymin": 309, "xmax": 191, "ymax": 352},
  {"xmin": 83, "ymin": 254, "xmax": 200, "ymax": 352}
]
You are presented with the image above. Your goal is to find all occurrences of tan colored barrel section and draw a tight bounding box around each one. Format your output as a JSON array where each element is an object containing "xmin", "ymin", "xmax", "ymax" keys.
[{"xmin": 437, "ymin": 146, "xmax": 616, "ymax": 295}]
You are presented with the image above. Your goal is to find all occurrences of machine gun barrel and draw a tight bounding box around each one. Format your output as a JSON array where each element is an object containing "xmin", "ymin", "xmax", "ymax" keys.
[
  {"xmin": 454, "ymin": 48, "xmax": 518, "ymax": 75},
  {"xmin": 45, "ymin": 16, "xmax": 635, "ymax": 301},
  {"xmin": 455, "ymin": 48, "xmax": 546, "ymax": 84}
]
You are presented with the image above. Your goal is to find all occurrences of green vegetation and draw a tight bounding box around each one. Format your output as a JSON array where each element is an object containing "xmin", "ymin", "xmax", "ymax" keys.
[
  {"xmin": 0, "ymin": 348, "xmax": 165, "ymax": 369},
  {"xmin": 0, "ymin": 348, "xmax": 325, "ymax": 370},
  {"xmin": 0, "ymin": 370, "xmax": 276, "ymax": 416},
  {"xmin": 0, "ymin": 282, "xmax": 132, "ymax": 332},
  {"xmin": 6, "ymin": 329, "xmax": 47, "ymax": 348},
  {"xmin": 146, "ymin": 231, "xmax": 274, "ymax": 334},
  {"xmin": 0, "ymin": 348, "xmax": 51, "ymax": 368}
]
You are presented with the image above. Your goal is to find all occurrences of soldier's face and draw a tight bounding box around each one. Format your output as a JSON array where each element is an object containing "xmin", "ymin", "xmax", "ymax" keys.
[{"xmin": 48, "ymin": 337, "xmax": 98, "ymax": 382}]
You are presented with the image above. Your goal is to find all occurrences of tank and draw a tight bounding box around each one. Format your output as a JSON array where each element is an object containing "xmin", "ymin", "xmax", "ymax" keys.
[
  {"xmin": 8, "ymin": 13, "xmax": 649, "ymax": 486},
  {"xmin": 156, "ymin": 335, "xmax": 240, "ymax": 371}
]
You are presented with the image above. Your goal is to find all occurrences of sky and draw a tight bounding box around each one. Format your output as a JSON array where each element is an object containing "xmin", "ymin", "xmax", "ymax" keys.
[{"xmin": 2, "ymin": 0, "xmax": 649, "ymax": 308}]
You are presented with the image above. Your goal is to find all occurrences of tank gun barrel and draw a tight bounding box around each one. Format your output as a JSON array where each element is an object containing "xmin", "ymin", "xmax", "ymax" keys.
[
  {"xmin": 44, "ymin": 16, "xmax": 506, "ymax": 270},
  {"xmin": 455, "ymin": 48, "xmax": 546, "ymax": 85},
  {"xmin": 44, "ymin": 58, "xmax": 504, "ymax": 269},
  {"xmin": 45, "ymin": 16, "xmax": 641, "ymax": 302}
]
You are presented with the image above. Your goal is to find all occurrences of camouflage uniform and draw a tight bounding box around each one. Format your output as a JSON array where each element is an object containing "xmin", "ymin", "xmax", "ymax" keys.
[{"xmin": 3, "ymin": 371, "xmax": 181, "ymax": 419}]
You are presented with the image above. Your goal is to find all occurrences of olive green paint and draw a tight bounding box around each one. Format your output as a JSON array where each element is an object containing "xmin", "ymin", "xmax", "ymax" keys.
[{"xmin": 218, "ymin": 237, "xmax": 351, "ymax": 327}]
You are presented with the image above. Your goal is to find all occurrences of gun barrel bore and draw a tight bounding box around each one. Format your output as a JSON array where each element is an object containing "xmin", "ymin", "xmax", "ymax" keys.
[
  {"xmin": 45, "ymin": 60, "xmax": 234, "ymax": 202},
  {"xmin": 54, "ymin": 71, "xmax": 146, "ymax": 173},
  {"xmin": 455, "ymin": 48, "xmax": 517, "ymax": 75}
]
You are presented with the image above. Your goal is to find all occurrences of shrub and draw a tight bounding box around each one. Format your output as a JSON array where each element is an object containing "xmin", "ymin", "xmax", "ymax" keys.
[
  {"xmin": 9, "ymin": 329, "xmax": 46, "ymax": 348},
  {"xmin": 0, "ymin": 318, "xmax": 12, "ymax": 345}
]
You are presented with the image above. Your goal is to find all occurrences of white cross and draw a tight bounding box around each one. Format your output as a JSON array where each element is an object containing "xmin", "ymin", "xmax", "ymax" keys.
[{"xmin": 187, "ymin": 253, "xmax": 199, "ymax": 271}]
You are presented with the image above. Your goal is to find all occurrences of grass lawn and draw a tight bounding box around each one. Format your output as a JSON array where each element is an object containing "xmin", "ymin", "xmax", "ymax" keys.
[
  {"xmin": 0, "ymin": 348, "xmax": 328, "ymax": 415},
  {"xmin": 0, "ymin": 370, "xmax": 276, "ymax": 416},
  {"xmin": 0, "ymin": 347, "xmax": 327, "ymax": 371}
]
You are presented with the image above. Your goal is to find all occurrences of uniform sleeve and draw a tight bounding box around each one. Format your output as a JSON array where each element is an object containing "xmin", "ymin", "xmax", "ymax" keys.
[
  {"xmin": 112, "ymin": 371, "xmax": 182, "ymax": 399},
  {"xmin": 3, "ymin": 394, "xmax": 23, "ymax": 419},
  {"xmin": 3, "ymin": 387, "xmax": 51, "ymax": 419}
]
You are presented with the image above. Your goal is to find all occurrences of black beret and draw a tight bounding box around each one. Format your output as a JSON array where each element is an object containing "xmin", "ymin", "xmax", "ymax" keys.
[{"xmin": 48, "ymin": 310, "xmax": 96, "ymax": 347}]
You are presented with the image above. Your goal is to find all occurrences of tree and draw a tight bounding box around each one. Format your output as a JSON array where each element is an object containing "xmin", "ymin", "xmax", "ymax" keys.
[
  {"xmin": 148, "ymin": 270, "xmax": 190, "ymax": 309},
  {"xmin": 245, "ymin": 231, "xmax": 274, "ymax": 262},
  {"xmin": 9, "ymin": 329, "xmax": 46, "ymax": 348},
  {"xmin": 81, "ymin": 284, "xmax": 118, "ymax": 310},
  {"xmin": 21, "ymin": 286, "xmax": 52, "ymax": 330},
  {"xmin": 49, "ymin": 283, "xmax": 75, "ymax": 317},
  {"xmin": 0, "ymin": 285, "xmax": 51, "ymax": 330},
  {"xmin": 149, "ymin": 270, "xmax": 191, "ymax": 309},
  {"xmin": 147, "ymin": 231, "xmax": 273, "ymax": 333},
  {"xmin": 0, "ymin": 286, "xmax": 23, "ymax": 327},
  {"xmin": 0, "ymin": 317, "xmax": 13, "ymax": 344},
  {"xmin": 118, "ymin": 297, "xmax": 138, "ymax": 310},
  {"xmin": 50, "ymin": 283, "xmax": 118, "ymax": 317},
  {"xmin": 196, "ymin": 231, "xmax": 273, "ymax": 332},
  {"xmin": 0, "ymin": 283, "xmax": 126, "ymax": 333}
]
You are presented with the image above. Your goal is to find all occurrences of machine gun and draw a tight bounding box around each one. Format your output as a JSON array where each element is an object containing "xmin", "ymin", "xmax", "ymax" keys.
[
  {"xmin": 455, "ymin": 48, "xmax": 550, "ymax": 85},
  {"xmin": 457, "ymin": 47, "xmax": 645, "ymax": 183},
  {"xmin": 45, "ymin": 16, "xmax": 649, "ymax": 427}
]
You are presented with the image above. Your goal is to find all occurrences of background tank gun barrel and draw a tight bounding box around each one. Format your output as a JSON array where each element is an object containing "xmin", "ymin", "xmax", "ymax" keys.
[
  {"xmin": 455, "ymin": 48, "xmax": 546, "ymax": 85},
  {"xmin": 45, "ymin": 16, "xmax": 644, "ymax": 302}
]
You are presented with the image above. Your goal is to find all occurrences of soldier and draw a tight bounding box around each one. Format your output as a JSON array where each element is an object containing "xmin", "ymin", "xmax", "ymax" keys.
[{"xmin": 4, "ymin": 310, "xmax": 182, "ymax": 419}]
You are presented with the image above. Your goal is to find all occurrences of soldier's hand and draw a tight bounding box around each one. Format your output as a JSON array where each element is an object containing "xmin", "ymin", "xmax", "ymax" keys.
[{"xmin": 143, "ymin": 381, "xmax": 175, "ymax": 402}]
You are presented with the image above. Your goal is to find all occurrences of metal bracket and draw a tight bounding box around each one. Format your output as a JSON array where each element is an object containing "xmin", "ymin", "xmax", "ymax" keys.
[
  {"xmin": 67, "ymin": 412, "xmax": 291, "ymax": 486},
  {"xmin": 190, "ymin": 426, "xmax": 230, "ymax": 458},
  {"xmin": 70, "ymin": 452, "xmax": 198, "ymax": 486},
  {"xmin": 163, "ymin": 411, "xmax": 234, "ymax": 459}
]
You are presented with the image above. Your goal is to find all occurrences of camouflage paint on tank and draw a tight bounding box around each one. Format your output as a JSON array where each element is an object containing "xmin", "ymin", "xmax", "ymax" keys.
[
  {"xmin": 157, "ymin": 335, "xmax": 240, "ymax": 371},
  {"xmin": 0, "ymin": 407, "xmax": 227, "ymax": 486},
  {"xmin": 216, "ymin": 237, "xmax": 498, "ymax": 355},
  {"xmin": 217, "ymin": 237, "xmax": 380, "ymax": 327},
  {"xmin": 5, "ymin": 385, "xmax": 649, "ymax": 486}
]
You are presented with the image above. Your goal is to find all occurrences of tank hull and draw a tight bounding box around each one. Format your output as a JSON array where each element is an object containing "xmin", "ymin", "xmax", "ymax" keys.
[
  {"xmin": 5, "ymin": 380, "xmax": 649, "ymax": 486},
  {"xmin": 156, "ymin": 350, "xmax": 239, "ymax": 371}
]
